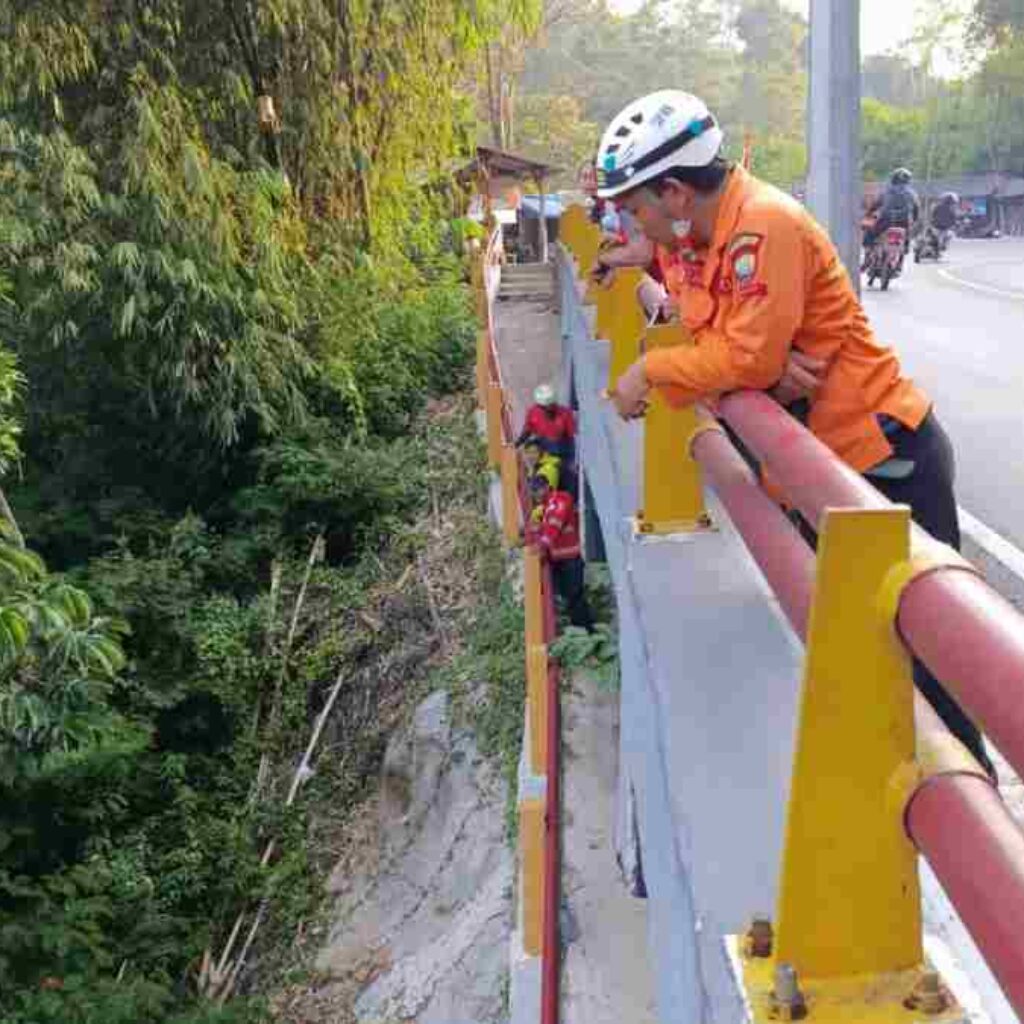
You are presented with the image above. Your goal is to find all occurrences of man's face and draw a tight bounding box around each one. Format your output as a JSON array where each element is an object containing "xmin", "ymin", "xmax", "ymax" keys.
[{"xmin": 618, "ymin": 182, "xmax": 692, "ymax": 247}]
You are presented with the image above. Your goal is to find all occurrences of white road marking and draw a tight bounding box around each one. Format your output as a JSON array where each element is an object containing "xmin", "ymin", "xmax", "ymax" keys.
[
  {"xmin": 938, "ymin": 265, "xmax": 1024, "ymax": 302},
  {"xmin": 958, "ymin": 505, "xmax": 1024, "ymax": 583}
]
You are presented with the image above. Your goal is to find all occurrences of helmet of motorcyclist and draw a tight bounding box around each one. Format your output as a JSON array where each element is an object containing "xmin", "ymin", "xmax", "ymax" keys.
[
  {"xmin": 891, "ymin": 167, "xmax": 913, "ymax": 185},
  {"xmin": 595, "ymin": 90, "xmax": 724, "ymax": 199},
  {"xmin": 941, "ymin": 191, "xmax": 959, "ymax": 205},
  {"xmin": 533, "ymin": 383, "xmax": 556, "ymax": 407}
]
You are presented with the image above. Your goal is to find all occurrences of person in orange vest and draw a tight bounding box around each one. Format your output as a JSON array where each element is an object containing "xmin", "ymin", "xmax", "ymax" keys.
[
  {"xmin": 594, "ymin": 89, "xmax": 993, "ymax": 778},
  {"xmin": 528, "ymin": 475, "xmax": 594, "ymax": 631}
]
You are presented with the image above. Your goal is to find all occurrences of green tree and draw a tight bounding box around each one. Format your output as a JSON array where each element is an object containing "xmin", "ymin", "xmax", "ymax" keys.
[
  {"xmin": 515, "ymin": 93, "xmax": 599, "ymax": 182},
  {"xmin": 861, "ymin": 98, "xmax": 927, "ymax": 180}
]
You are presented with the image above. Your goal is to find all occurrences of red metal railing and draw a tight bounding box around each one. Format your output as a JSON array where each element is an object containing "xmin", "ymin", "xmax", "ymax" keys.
[
  {"xmin": 479, "ymin": 229, "xmax": 562, "ymax": 1024},
  {"xmin": 718, "ymin": 390, "xmax": 1024, "ymax": 789},
  {"xmin": 540, "ymin": 561, "xmax": 562, "ymax": 1024},
  {"xmin": 692, "ymin": 395, "xmax": 1024, "ymax": 1013}
]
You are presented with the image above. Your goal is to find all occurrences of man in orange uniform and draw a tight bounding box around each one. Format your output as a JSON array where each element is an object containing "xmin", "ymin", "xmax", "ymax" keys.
[{"xmin": 595, "ymin": 89, "xmax": 993, "ymax": 778}]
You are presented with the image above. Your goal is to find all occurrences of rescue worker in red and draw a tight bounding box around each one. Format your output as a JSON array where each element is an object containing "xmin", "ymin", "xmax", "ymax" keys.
[
  {"xmin": 516, "ymin": 384, "xmax": 576, "ymax": 461},
  {"xmin": 595, "ymin": 89, "xmax": 993, "ymax": 778},
  {"xmin": 528, "ymin": 475, "xmax": 594, "ymax": 631}
]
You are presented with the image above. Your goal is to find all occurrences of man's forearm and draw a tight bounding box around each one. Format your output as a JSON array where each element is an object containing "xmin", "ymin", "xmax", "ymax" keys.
[{"xmin": 599, "ymin": 236, "xmax": 654, "ymax": 269}]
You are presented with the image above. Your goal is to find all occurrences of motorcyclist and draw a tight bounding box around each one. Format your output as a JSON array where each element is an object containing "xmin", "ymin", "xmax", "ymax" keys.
[
  {"xmin": 931, "ymin": 191, "xmax": 959, "ymax": 234},
  {"xmin": 917, "ymin": 192, "xmax": 959, "ymax": 259},
  {"xmin": 864, "ymin": 167, "xmax": 920, "ymax": 251}
]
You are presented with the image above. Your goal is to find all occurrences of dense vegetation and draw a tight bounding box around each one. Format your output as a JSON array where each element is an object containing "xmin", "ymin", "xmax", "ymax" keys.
[{"xmin": 0, "ymin": 1, "xmax": 538, "ymax": 1021}]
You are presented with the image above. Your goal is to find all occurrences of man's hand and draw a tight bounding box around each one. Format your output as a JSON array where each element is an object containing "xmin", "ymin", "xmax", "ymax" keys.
[
  {"xmin": 770, "ymin": 350, "xmax": 827, "ymax": 407},
  {"xmin": 609, "ymin": 359, "xmax": 651, "ymax": 420},
  {"xmin": 589, "ymin": 256, "xmax": 614, "ymax": 287}
]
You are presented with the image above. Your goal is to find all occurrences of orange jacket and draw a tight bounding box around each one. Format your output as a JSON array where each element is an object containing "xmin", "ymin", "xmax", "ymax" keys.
[{"xmin": 644, "ymin": 166, "xmax": 929, "ymax": 473}]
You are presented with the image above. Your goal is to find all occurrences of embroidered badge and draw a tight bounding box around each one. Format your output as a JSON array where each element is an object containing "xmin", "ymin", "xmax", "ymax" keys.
[
  {"xmin": 728, "ymin": 233, "xmax": 765, "ymax": 298},
  {"xmin": 734, "ymin": 252, "xmax": 756, "ymax": 281}
]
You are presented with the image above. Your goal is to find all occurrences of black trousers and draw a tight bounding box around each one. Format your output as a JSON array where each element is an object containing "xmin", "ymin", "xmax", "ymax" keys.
[
  {"xmin": 867, "ymin": 413, "xmax": 994, "ymax": 778},
  {"xmin": 552, "ymin": 557, "xmax": 594, "ymax": 631},
  {"xmin": 736, "ymin": 408, "xmax": 994, "ymax": 778}
]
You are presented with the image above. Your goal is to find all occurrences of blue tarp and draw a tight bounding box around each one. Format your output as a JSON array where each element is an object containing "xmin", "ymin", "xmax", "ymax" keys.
[{"xmin": 519, "ymin": 194, "xmax": 564, "ymax": 219}]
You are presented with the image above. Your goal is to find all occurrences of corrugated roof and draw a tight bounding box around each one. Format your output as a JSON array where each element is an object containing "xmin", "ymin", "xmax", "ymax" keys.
[
  {"xmin": 453, "ymin": 146, "xmax": 560, "ymax": 182},
  {"xmin": 519, "ymin": 194, "xmax": 564, "ymax": 218}
]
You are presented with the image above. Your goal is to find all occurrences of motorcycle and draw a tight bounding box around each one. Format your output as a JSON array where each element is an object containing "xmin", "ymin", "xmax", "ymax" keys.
[
  {"xmin": 913, "ymin": 225, "xmax": 953, "ymax": 263},
  {"xmin": 863, "ymin": 225, "xmax": 907, "ymax": 290}
]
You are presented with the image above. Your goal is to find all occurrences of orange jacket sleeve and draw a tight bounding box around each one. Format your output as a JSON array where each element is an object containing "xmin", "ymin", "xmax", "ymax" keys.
[{"xmin": 643, "ymin": 220, "xmax": 806, "ymax": 406}]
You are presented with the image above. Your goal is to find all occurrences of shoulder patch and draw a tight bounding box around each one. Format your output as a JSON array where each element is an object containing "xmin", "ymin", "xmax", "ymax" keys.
[
  {"xmin": 727, "ymin": 233, "xmax": 764, "ymax": 256},
  {"xmin": 726, "ymin": 233, "xmax": 766, "ymax": 298}
]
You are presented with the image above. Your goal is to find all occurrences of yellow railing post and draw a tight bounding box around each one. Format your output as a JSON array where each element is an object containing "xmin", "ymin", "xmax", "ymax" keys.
[
  {"xmin": 471, "ymin": 252, "xmax": 486, "ymax": 322},
  {"xmin": 501, "ymin": 445, "xmax": 521, "ymax": 547},
  {"xmin": 578, "ymin": 222, "xmax": 602, "ymax": 305},
  {"xmin": 526, "ymin": 643, "xmax": 549, "ymax": 776},
  {"xmin": 486, "ymin": 382, "xmax": 503, "ymax": 469},
  {"xmin": 635, "ymin": 323, "xmax": 708, "ymax": 534},
  {"xmin": 524, "ymin": 546, "xmax": 544, "ymax": 651},
  {"xmin": 729, "ymin": 508, "xmax": 965, "ymax": 1023},
  {"xmin": 559, "ymin": 205, "xmax": 585, "ymax": 259},
  {"xmin": 599, "ymin": 268, "xmax": 646, "ymax": 394},
  {"xmin": 519, "ymin": 795, "xmax": 545, "ymax": 956},
  {"xmin": 523, "ymin": 546, "xmax": 548, "ymax": 776},
  {"xmin": 776, "ymin": 507, "xmax": 920, "ymax": 974},
  {"xmin": 476, "ymin": 329, "xmax": 490, "ymax": 412}
]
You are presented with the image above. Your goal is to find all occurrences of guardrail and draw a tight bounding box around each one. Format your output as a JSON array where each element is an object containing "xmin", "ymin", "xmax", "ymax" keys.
[
  {"xmin": 471, "ymin": 224, "xmax": 562, "ymax": 1024},
  {"xmin": 557, "ymin": 204, "xmax": 1024, "ymax": 1021}
]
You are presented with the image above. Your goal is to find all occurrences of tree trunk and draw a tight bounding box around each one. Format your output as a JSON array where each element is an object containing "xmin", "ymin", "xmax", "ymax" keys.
[{"xmin": 485, "ymin": 45, "xmax": 503, "ymax": 148}]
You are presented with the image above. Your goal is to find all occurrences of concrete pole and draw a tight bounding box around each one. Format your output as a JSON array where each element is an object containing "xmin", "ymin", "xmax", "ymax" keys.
[{"xmin": 806, "ymin": 0, "xmax": 861, "ymax": 291}]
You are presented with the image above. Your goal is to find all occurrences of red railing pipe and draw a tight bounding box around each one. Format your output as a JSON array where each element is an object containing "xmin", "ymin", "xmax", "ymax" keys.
[
  {"xmin": 717, "ymin": 390, "xmax": 1024, "ymax": 786},
  {"xmin": 692, "ymin": 423, "xmax": 813, "ymax": 636},
  {"xmin": 540, "ymin": 561, "xmax": 561, "ymax": 1024},
  {"xmin": 691, "ymin": 419, "xmax": 1024, "ymax": 1018},
  {"xmin": 907, "ymin": 767, "xmax": 1024, "ymax": 1011}
]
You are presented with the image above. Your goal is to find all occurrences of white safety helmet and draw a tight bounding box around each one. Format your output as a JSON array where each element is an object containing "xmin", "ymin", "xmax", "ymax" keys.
[
  {"xmin": 595, "ymin": 90, "xmax": 724, "ymax": 200},
  {"xmin": 533, "ymin": 383, "xmax": 556, "ymax": 407}
]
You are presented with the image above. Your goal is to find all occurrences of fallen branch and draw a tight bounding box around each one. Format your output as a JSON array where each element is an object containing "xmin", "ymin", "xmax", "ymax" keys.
[
  {"xmin": 202, "ymin": 664, "xmax": 348, "ymax": 1001},
  {"xmin": 269, "ymin": 534, "xmax": 325, "ymax": 731}
]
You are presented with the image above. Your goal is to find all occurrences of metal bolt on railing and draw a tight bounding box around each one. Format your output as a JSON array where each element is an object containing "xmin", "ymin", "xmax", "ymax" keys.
[
  {"xmin": 744, "ymin": 915, "xmax": 774, "ymax": 959},
  {"xmin": 904, "ymin": 970, "xmax": 953, "ymax": 1015},
  {"xmin": 771, "ymin": 963, "xmax": 808, "ymax": 1021}
]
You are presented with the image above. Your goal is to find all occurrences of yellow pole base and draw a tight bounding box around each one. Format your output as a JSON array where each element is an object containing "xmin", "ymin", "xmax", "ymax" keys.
[
  {"xmin": 775, "ymin": 507, "xmax": 921, "ymax": 979},
  {"xmin": 728, "ymin": 940, "xmax": 965, "ymax": 1024}
]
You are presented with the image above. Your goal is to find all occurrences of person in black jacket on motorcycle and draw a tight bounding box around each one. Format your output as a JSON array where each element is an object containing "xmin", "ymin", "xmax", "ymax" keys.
[
  {"xmin": 914, "ymin": 192, "xmax": 961, "ymax": 262},
  {"xmin": 931, "ymin": 191, "xmax": 959, "ymax": 233},
  {"xmin": 864, "ymin": 167, "xmax": 920, "ymax": 249}
]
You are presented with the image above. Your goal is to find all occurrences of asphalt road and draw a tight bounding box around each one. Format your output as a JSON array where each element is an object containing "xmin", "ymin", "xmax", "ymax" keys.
[
  {"xmin": 862, "ymin": 237, "xmax": 1024, "ymax": 552},
  {"xmin": 861, "ymin": 238, "xmax": 1024, "ymax": 799}
]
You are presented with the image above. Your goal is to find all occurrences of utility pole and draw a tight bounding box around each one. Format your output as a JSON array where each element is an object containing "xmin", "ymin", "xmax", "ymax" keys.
[{"xmin": 806, "ymin": 0, "xmax": 861, "ymax": 291}]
